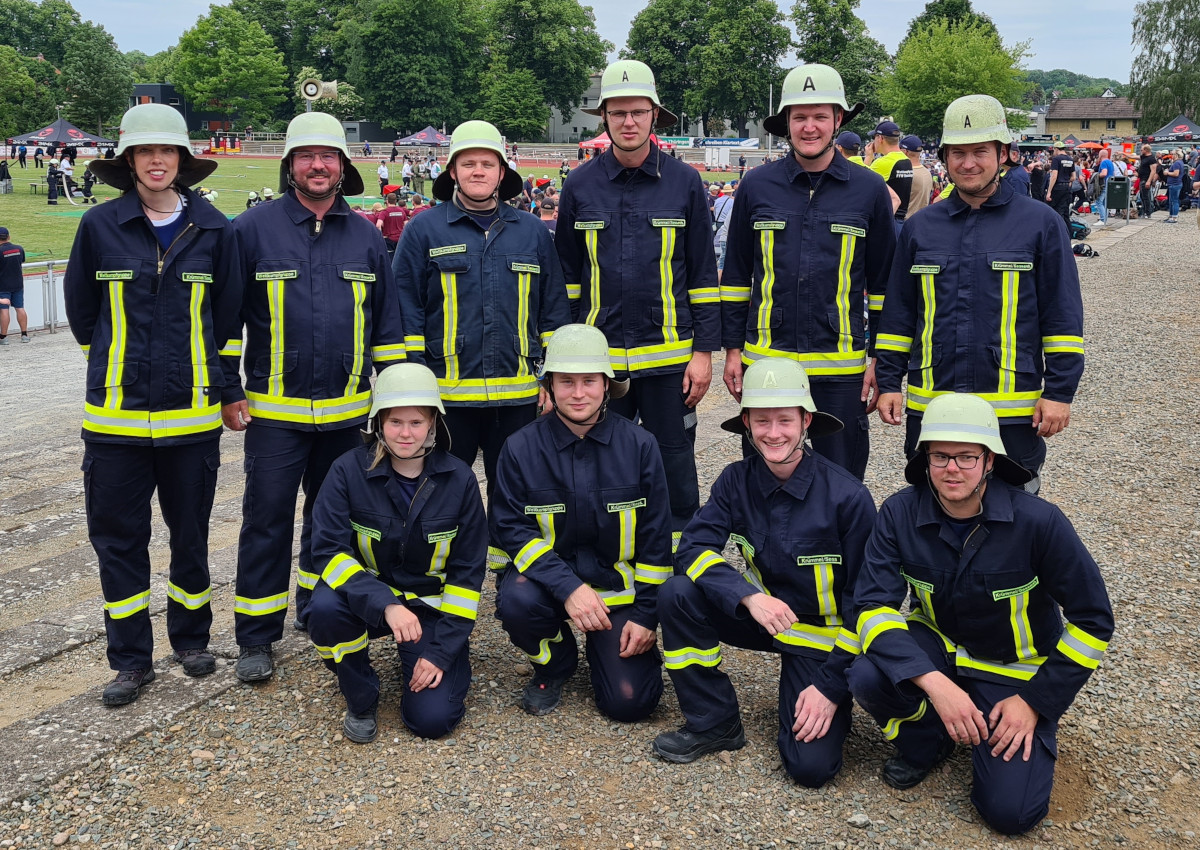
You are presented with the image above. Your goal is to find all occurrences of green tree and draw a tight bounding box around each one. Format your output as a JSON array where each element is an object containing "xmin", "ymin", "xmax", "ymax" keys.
[
  {"xmin": 62, "ymin": 23, "xmax": 133, "ymax": 135},
  {"xmin": 230, "ymin": 0, "xmax": 352, "ymax": 86},
  {"xmin": 173, "ymin": 5, "xmax": 289, "ymax": 127},
  {"xmin": 1129, "ymin": 1, "xmax": 1200, "ymax": 131},
  {"xmin": 880, "ymin": 19, "xmax": 1027, "ymax": 140},
  {"xmin": 337, "ymin": 0, "xmax": 487, "ymax": 132},
  {"xmin": 487, "ymin": 0, "xmax": 611, "ymax": 117},
  {"xmin": 622, "ymin": 0, "xmax": 706, "ymax": 133},
  {"xmin": 293, "ymin": 65, "xmax": 365, "ymax": 120},
  {"xmin": 901, "ymin": 0, "xmax": 997, "ymax": 46},
  {"xmin": 792, "ymin": 0, "xmax": 891, "ymax": 134},
  {"xmin": 0, "ymin": 0, "xmax": 82, "ymax": 66},
  {"xmin": 0, "ymin": 44, "xmax": 36, "ymax": 138},
  {"xmin": 478, "ymin": 54, "xmax": 549, "ymax": 141},
  {"xmin": 16, "ymin": 52, "xmax": 67, "ymax": 131},
  {"xmin": 689, "ymin": 0, "xmax": 791, "ymax": 137}
]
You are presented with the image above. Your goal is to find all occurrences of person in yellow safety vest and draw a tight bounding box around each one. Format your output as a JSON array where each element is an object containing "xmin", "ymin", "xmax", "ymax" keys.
[
  {"xmin": 64, "ymin": 103, "xmax": 244, "ymax": 705},
  {"xmin": 224, "ymin": 112, "xmax": 407, "ymax": 682},
  {"xmin": 849, "ymin": 393, "xmax": 1112, "ymax": 835}
]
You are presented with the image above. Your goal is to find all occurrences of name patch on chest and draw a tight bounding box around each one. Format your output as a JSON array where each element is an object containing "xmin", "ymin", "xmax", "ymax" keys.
[
  {"xmin": 991, "ymin": 576, "xmax": 1039, "ymax": 601},
  {"xmin": 606, "ymin": 498, "xmax": 646, "ymax": 512},
  {"xmin": 525, "ymin": 504, "xmax": 566, "ymax": 515},
  {"xmin": 909, "ymin": 264, "xmax": 941, "ymax": 275},
  {"xmin": 796, "ymin": 554, "xmax": 842, "ymax": 566},
  {"xmin": 427, "ymin": 527, "xmax": 458, "ymax": 543},
  {"xmin": 753, "ymin": 221, "xmax": 786, "ymax": 230},
  {"xmin": 256, "ymin": 270, "xmax": 298, "ymax": 280},
  {"xmin": 991, "ymin": 261, "xmax": 1033, "ymax": 272},
  {"xmin": 651, "ymin": 218, "xmax": 686, "ymax": 228},
  {"xmin": 510, "ymin": 262, "xmax": 541, "ymax": 274},
  {"xmin": 95, "ymin": 270, "xmax": 133, "ymax": 280},
  {"xmin": 729, "ymin": 533, "xmax": 755, "ymax": 557},
  {"xmin": 342, "ymin": 271, "xmax": 376, "ymax": 282},
  {"xmin": 181, "ymin": 273, "xmax": 213, "ymax": 283},
  {"xmin": 900, "ymin": 570, "xmax": 934, "ymax": 593},
  {"xmin": 429, "ymin": 244, "xmax": 467, "ymax": 257},
  {"xmin": 830, "ymin": 224, "xmax": 866, "ymax": 237},
  {"xmin": 575, "ymin": 221, "xmax": 606, "ymax": 230},
  {"xmin": 351, "ymin": 521, "xmax": 381, "ymax": 541}
]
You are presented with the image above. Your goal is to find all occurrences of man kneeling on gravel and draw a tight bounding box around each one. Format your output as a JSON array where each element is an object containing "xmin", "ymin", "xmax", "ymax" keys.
[
  {"xmin": 652, "ymin": 358, "xmax": 876, "ymax": 787},
  {"xmin": 849, "ymin": 393, "xmax": 1113, "ymax": 834}
]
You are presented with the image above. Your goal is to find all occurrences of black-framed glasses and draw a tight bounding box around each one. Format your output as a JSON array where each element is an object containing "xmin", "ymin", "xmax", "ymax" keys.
[
  {"xmin": 927, "ymin": 451, "xmax": 986, "ymax": 470},
  {"xmin": 605, "ymin": 109, "xmax": 653, "ymax": 123}
]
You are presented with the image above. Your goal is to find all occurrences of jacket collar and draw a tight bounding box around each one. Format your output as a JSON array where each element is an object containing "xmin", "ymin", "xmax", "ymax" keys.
[
  {"xmin": 363, "ymin": 443, "xmax": 457, "ymax": 480},
  {"xmin": 749, "ymin": 450, "xmax": 816, "ymax": 501},
  {"xmin": 914, "ymin": 477, "xmax": 1016, "ymax": 527},
  {"xmin": 548, "ymin": 409, "xmax": 615, "ymax": 449},
  {"xmin": 280, "ymin": 188, "xmax": 352, "ymax": 225},
  {"xmin": 442, "ymin": 198, "xmax": 521, "ymax": 225},
  {"xmin": 781, "ymin": 148, "xmax": 852, "ymax": 185},
  {"xmin": 946, "ymin": 173, "xmax": 1015, "ymax": 217},
  {"xmin": 599, "ymin": 141, "xmax": 666, "ymax": 181},
  {"xmin": 113, "ymin": 186, "xmax": 229, "ymax": 230}
]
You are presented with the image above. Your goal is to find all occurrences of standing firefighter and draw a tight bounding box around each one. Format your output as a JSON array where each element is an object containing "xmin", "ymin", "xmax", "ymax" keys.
[
  {"xmin": 721, "ymin": 64, "xmax": 895, "ymax": 481},
  {"xmin": 874, "ymin": 95, "xmax": 1083, "ymax": 492},
  {"xmin": 653, "ymin": 358, "xmax": 876, "ymax": 784},
  {"xmin": 490, "ymin": 324, "xmax": 672, "ymax": 721},
  {"xmin": 849, "ymin": 393, "xmax": 1113, "ymax": 834},
  {"xmin": 64, "ymin": 103, "xmax": 244, "ymax": 705},
  {"xmin": 225, "ymin": 112, "xmax": 407, "ymax": 682},
  {"xmin": 556, "ymin": 60, "xmax": 720, "ymax": 546}
]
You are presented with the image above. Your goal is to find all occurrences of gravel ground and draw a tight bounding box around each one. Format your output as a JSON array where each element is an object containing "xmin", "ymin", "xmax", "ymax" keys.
[{"xmin": 0, "ymin": 215, "xmax": 1198, "ymax": 849}]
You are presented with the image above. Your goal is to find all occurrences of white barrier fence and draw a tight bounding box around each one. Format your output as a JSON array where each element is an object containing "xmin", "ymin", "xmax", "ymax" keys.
[{"xmin": 18, "ymin": 260, "xmax": 69, "ymax": 333}]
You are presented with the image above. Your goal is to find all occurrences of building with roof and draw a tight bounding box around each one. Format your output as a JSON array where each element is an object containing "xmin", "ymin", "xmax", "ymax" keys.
[{"xmin": 1043, "ymin": 90, "xmax": 1141, "ymax": 142}]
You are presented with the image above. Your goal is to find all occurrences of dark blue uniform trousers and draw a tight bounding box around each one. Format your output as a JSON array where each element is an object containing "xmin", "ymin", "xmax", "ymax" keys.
[
  {"xmin": 234, "ymin": 423, "xmax": 361, "ymax": 646},
  {"xmin": 741, "ymin": 379, "xmax": 869, "ymax": 482},
  {"xmin": 83, "ymin": 437, "xmax": 220, "ymax": 671},
  {"xmin": 659, "ymin": 576, "xmax": 852, "ymax": 788},
  {"xmin": 307, "ymin": 583, "xmax": 470, "ymax": 739},
  {"xmin": 848, "ymin": 621, "xmax": 1058, "ymax": 835},
  {"xmin": 495, "ymin": 567, "xmax": 663, "ymax": 723},
  {"xmin": 608, "ymin": 371, "xmax": 700, "ymax": 537}
]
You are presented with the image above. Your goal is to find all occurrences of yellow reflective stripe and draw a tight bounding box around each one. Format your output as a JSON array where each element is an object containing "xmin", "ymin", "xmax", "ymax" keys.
[
  {"xmin": 82, "ymin": 402, "xmax": 222, "ymax": 439},
  {"xmin": 686, "ymin": 550, "xmax": 724, "ymax": 582},
  {"xmin": 313, "ymin": 631, "xmax": 370, "ymax": 663},
  {"xmin": 835, "ymin": 627, "xmax": 861, "ymax": 655},
  {"xmin": 219, "ymin": 337, "xmax": 243, "ymax": 358},
  {"xmin": 857, "ymin": 607, "xmax": 908, "ymax": 652},
  {"xmin": 234, "ymin": 592, "xmax": 289, "ymax": 615},
  {"xmin": 868, "ymin": 293, "xmax": 885, "ymax": 313},
  {"xmin": 438, "ymin": 584, "xmax": 481, "ymax": 619},
  {"xmin": 104, "ymin": 589, "xmax": 150, "ymax": 619},
  {"xmin": 664, "ymin": 645, "xmax": 721, "ymax": 669},
  {"xmin": 1042, "ymin": 335, "xmax": 1084, "ymax": 355},
  {"xmin": 659, "ymin": 226, "xmax": 679, "ymax": 345},
  {"xmin": 835, "ymin": 233, "xmax": 855, "ymax": 352},
  {"xmin": 1009, "ymin": 591, "xmax": 1037, "ymax": 661},
  {"xmin": 104, "ymin": 281, "xmax": 127, "ymax": 410},
  {"xmin": 720, "ymin": 285, "xmax": 751, "ymax": 304},
  {"xmin": 166, "ymin": 582, "xmax": 211, "ymax": 610},
  {"xmin": 297, "ymin": 569, "xmax": 318, "ymax": 590},
  {"xmin": 671, "ymin": 530, "xmax": 681, "ymax": 554},
  {"xmin": 954, "ymin": 645, "xmax": 1046, "ymax": 681},
  {"xmin": 998, "ymin": 270, "xmax": 1018, "ymax": 394},
  {"xmin": 527, "ymin": 629, "xmax": 564, "ymax": 665},
  {"xmin": 584, "ymin": 230, "xmax": 601, "ymax": 324},
  {"xmin": 404, "ymin": 335, "xmax": 426, "ymax": 353},
  {"xmin": 441, "ymin": 271, "xmax": 459, "ymax": 381},
  {"xmin": 773, "ymin": 622, "xmax": 841, "ymax": 651},
  {"xmin": 634, "ymin": 562, "xmax": 671, "ymax": 585},
  {"xmin": 188, "ymin": 279, "xmax": 210, "ymax": 408},
  {"xmin": 813, "ymin": 561, "xmax": 839, "ymax": 626},
  {"xmin": 427, "ymin": 538, "xmax": 451, "ymax": 580},
  {"xmin": 617, "ymin": 508, "xmax": 636, "ymax": 563},
  {"xmin": 875, "ymin": 333, "xmax": 912, "ymax": 353},
  {"xmin": 514, "ymin": 538, "xmax": 554, "ymax": 572},
  {"xmin": 596, "ymin": 561, "xmax": 636, "ymax": 606},
  {"xmin": 608, "ymin": 339, "xmax": 694, "ymax": 372},
  {"xmin": 267, "ymin": 278, "xmax": 286, "ymax": 397},
  {"xmin": 438, "ymin": 375, "xmax": 540, "ymax": 402},
  {"xmin": 80, "ymin": 344, "xmax": 91, "ymax": 359},
  {"xmin": 912, "ymin": 584, "xmax": 937, "ymax": 630},
  {"xmin": 487, "ymin": 546, "xmax": 510, "ymax": 570},
  {"xmin": 908, "ymin": 611, "xmax": 956, "ymax": 652},
  {"xmin": 246, "ymin": 390, "xmax": 372, "ymax": 425},
  {"xmin": 356, "ymin": 531, "xmax": 379, "ymax": 575},
  {"xmin": 688, "ymin": 286, "xmax": 720, "ymax": 305},
  {"xmin": 566, "ymin": 283, "xmax": 581, "ymax": 301},
  {"xmin": 882, "ymin": 699, "xmax": 927, "ymax": 740},
  {"xmin": 322, "ymin": 553, "xmax": 365, "ymax": 590},
  {"xmin": 371, "ymin": 342, "xmax": 407, "ymax": 362},
  {"xmin": 346, "ymin": 280, "xmax": 367, "ymax": 397},
  {"xmin": 1056, "ymin": 621, "xmax": 1108, "ymax": 669},
  {"xmin": 515, "ymin": 272, "xmax": 532, "ymax": 377},
  {"xmin": 755, "ymin": 229, "xmax": 776, "ymax": 350},
  {"xmin": 919, "ymin": 272, "xmax": 936, "ymax": 392},
  {"xmin": 906, "ymin": 386, "xmax": 1042, "ymax": 418},
  {"xmin": 741, "ymin": 342, "xmax": 867, "ymax": 376}
]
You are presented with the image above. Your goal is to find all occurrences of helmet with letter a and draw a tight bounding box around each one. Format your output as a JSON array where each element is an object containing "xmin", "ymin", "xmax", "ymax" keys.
[
  {"xmin": 762, "ymin": 64, "xmax": 864, "ymax": 138},
  {"xmin": 938, "ymin": 94, "xmax": 1013, "ymax": 161},
  {"xmin": 720, "ymin": 357, "xmax": 842, "ymax": 437}
]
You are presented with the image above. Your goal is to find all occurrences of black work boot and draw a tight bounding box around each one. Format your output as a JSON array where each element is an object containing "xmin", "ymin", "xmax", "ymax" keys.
[
  {"xmin": 882, "ymin": 736, "xmax": 955, "ymax": 790},
  {"xmin": 521, "ymin": 673, "xmax": 570, "ymax": 716},
  {"xmin": 343, "ymin": 706, "xmax": 379, "ymax": 743},
  {"xmin": 102, "ymin": 668, "xmax": 157, "ymax": 706},
  {"xmin": 235, "ymin": 644, "xmax": 274, "ymax": 682},
  {"xmin": 172, "ymin": 648, "xmax": 217, "ymax": 677},
  {"xmin": 652, "ymin": 718, "xmax": 747, "ymax": 764}
]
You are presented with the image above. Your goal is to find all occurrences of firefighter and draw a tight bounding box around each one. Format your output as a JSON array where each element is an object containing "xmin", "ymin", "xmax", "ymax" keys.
[
  {"xmin": 652, "ymin": 358, "xmax": 876, "ymax": 785},
  {"xmin": 64, "ymin": 103, "xmax": 244, "ymax": 705},
  {"xmin": 849, "ymin": 393, "xmax": 1113, "ymax": 834},
  {"xmin": 307, "ymin": 363, "xmax": 486, "ymax": 742},
  {"xmin": 874, "ymin": 95, "xmax": 1084, "ymax": 493},
  {"xmin": 391, "ymin": 120, "xmax": 570, "ymax": 577},
  {"xmin": 224, "ymin": 112, "xmax": 407, "ymax": 682},
  {"xmin": 556, "ymin": 60, "xmax": 720, "ymax": 547},
  {"xmin": 490, "ymin": 324, "xmax": 672, "ymax": 721},
  {"xmin": 721, "ymin": 64, "xmax": 895, "ymax": 482}
]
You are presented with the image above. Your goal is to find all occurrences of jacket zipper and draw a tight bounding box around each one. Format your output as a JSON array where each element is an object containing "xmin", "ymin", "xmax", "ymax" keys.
[{"xmin": 155, "ymin": 222, "xmax": 195, "ymax": 293}]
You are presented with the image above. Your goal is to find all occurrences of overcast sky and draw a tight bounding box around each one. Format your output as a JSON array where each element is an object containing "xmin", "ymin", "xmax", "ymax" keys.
[{"xmin": 72, "ymin": 0, "xmax": 1135, "ymax": 84}]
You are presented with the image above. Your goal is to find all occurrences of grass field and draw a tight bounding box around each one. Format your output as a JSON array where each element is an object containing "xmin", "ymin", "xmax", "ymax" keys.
[{"xmin": 0, "ymin": 156, "xmax": 736, "ymax": 260}]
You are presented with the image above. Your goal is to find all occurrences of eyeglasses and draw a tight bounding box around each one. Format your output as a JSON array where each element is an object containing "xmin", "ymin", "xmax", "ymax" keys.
[
  {"xmin": 927, "ymin": 451, "xmax": 986, "ymax": 470},
  {"xmin": 293, "ymin": 151, "xmax": 341, "ymax": 166},
  {"xmin": 605, "ymin": 109, "xmax": 654, "ymax": 123}
]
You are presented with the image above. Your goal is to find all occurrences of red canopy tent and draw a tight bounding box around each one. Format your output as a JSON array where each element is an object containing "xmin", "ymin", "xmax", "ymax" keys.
[{"xmin": 579, "ymin": 132, "xmax": 674, "ymax": 150}]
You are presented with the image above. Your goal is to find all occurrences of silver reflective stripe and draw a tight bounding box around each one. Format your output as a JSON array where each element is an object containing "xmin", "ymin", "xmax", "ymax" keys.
[
  {"xmin": 1059, "ymin": 629, "xmax": 1105, "ymax": 664},
  {"xmin": 166, "ymin": 582, "xmax": 211, "ymax": 610},
  {"xmin": 920, "ymin": 422, "xmax": 998, "ymax": 438},
  {"xmin": 776, "ymin": 626, "xmax": 837, "ymax": 649}
]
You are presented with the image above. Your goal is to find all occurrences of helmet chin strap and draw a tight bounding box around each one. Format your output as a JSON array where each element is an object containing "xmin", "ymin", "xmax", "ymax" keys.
[
  {"xmin": 371, "ymin": 413, "xmax": 440, "ymax": 462},
  {"xmin": 952, "ymin": 142, "xmax": 1005, "ymax": 203},
  {"xmin": 747, "ymin": 417, "xmax": 808, "ymax": 466},
  {"xmin": 547, "ymin": 379, "xmax": 610, "ymax": 428},
  {"xmin": 287, "ymin": 153, "xmax": 345, "ymax": 202}
]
